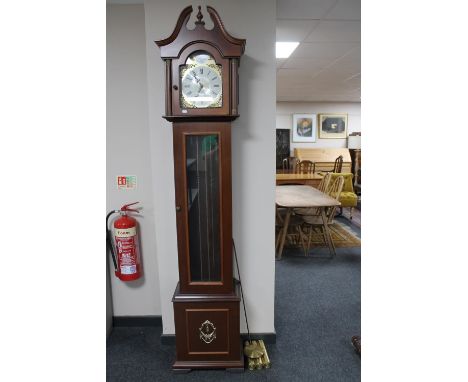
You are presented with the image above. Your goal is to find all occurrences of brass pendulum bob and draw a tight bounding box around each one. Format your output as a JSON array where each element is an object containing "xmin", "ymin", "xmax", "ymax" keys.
[{"xmin": 244, "ymin": 340, "xmax": 264, "ymax": 359}]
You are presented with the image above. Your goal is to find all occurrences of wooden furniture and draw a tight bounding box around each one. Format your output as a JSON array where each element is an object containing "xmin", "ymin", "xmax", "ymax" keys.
[
  {"xmin": 300, "ymin": 176, "xmax": 344, "ymax": 257},
  {"xmin": 282, "ymin": 156, "xmax": 298, "ymax": 173},
  {"xmin": 350, "ymin": 149, "xmax": 361, "ymax": 193},
  {"xmin": 156, "ymin": 5, "xmax": 245, "ymax": 372},
  {"xmin": 276, "ymin": 173, "xmax": 323, "ymax": 188},
  {"xmin": 333, "ymin": 155, "xmax": 343, "ymax": 173},
  {"xmin": 326, "ymin": 173, "xmax": 358, "ymax": 220},
  {"xmin": 276, "ymin": 129, "xmax": 290, "ymax": 170},
  {"xmin": 317, "ymin": 172, "xmax": 332, "ymax": 193},
  {"xmin": 352, "ymin": 335, "xmax": 361, "ymax": 356},
  {"xmin": 275, "ymin": 185, "xmax": 341, "ymax": 260},
  {"xmin": 295, "ymin": 160, "xmax": 315, "ymax": 174},
  {"xmin": 294, "ymin": 172, "xmax": 331, "ymax": 216},
  {"xmin": 294, "ymin": 148, "xmax": 351, "ymax": 173},
  {"xmin": 347, "ymin": 134, "xmax": 361, "ymax": 193}
]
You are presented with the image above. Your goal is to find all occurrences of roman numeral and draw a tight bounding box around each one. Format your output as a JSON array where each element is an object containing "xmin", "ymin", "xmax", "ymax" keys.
[
  {"xmin": 207, "ymin": 70, "xmax": 211, "ymax": 76},
  {"xmin": 212, "ymin": 77, "xmax": 217, "ymax": 81},
  {"xmin": 213, "ymin": 84, "xmax": 219, "ymax": 87},
  {"xmin": 200, "ymin": 68, "xmax": 203, "ymax": 74}
]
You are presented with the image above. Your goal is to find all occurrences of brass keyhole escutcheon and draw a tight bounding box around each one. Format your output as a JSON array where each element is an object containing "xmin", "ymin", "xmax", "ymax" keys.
[
  {"xmin": 176, "ymin": 206, "xmax": 181, "ymax": 212},
  {"xmin": 173, "ymin": 85, "xmax": 178, "ymax": 91}
]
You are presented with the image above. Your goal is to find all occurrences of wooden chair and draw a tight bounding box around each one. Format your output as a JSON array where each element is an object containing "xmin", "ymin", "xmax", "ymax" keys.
[
  {"xmin": 282, "ymin": 157, "xmax": 298, "ymax": 173},
  {"xmin": 294, "ymin": 172, "xmax": 332, "ymax": 216},
  {"xmin": 275, "ymin": 205, "xmax": 308, "ymax": 254},
  {"xmin": 333, "ymin": 155, "xmax": 343, "ymax": 173},
  {"xmin": 295, "ymin": 160, "xmax": 315, "ymax": 174},
  {"xmin": 327, "ymin": 172, "xmax": 358, "ymax": 220},
  {"xmin": 300, "ymin": 176, "xmax": 345, "ymax": 257},
  {"xmin": 318, "ymin": 155, "xmax": 343, "ymax": 175},
  {"xmin": 317, "ymin": 172, "xmax": 332, "ymax": 193}
]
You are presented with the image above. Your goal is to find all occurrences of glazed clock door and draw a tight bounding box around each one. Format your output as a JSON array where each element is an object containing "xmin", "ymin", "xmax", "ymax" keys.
[{"xmin": 172, "ymin": 122, "xmax": 233, "ymax": 294}]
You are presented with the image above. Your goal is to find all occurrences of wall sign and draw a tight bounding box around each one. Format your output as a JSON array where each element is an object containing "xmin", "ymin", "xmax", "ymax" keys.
[{"xmin": 117, "ymin": 175, "xmax": 137, "ymax": 190}]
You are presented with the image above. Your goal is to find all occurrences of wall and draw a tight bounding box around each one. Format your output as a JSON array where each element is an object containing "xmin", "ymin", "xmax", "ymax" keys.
[
  {"xmin": 106, "ymin": 256, "xmax": 113, "ymax": 337},
  {"xmin": 276, "ymin": 101, "xmax": 361, "ymax": 154},
  {"xmin": 144, "ymin": 0, "xmax": 277, "ymax": 335},
  {"xmin": 107, "ymin": 4, "xmax": 161, "ymax": 316}
]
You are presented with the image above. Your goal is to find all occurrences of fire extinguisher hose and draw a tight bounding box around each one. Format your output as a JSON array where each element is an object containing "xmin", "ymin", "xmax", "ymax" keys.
[{"xmin": 106, "ymin": 210, "xmax": 119, "ymax": 271}]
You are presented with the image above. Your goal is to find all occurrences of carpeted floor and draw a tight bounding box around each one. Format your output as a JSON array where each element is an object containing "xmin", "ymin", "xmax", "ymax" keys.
[{"xmin": 107, "ymin": 216, "xmax": 361, "ymax": 381}]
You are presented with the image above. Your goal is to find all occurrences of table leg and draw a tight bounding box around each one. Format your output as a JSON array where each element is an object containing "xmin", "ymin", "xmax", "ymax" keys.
[
  {"xmin": 276, "ymin": 208, "xmax": 291, "ymax": 261},
  {"xmin": 321, "ymin": 209, "xmax": 336, "ymax": 258}
]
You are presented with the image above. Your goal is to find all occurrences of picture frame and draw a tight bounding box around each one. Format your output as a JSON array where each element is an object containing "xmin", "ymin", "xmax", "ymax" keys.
[
  {"xmin": 292, "ymin": 114, "xmax": 317, "ymax": 143},
  {"xmin": 318, "ymin": 114, "xmax": 348, "ymax": 139}
]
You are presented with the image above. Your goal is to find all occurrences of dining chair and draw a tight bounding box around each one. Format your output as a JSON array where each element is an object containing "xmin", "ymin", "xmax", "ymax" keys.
[
  {"xmin": 282, "ymin": 157, "xmax": 298, "ymax": 173},
  {"xmin": 294, "ymin": 172, "xmax": 332, "ymax": 216},
  {"xmin": 300, "ymin": 176, "xmax": 344, "ymax": 257},
  {"xmin": 275, "ymin": 203, "xmax": 308, "ymax": 255},
  {"xmin": 295, "ymin": 160, "xmax": 315, "ymax": 174},
  {"xmin": 333, "ymin": 155, "xmax": 343, "ymax": 173},
  {"xmin": 327, "ymin": 172, "xmax": 358, "ymax": 219}
]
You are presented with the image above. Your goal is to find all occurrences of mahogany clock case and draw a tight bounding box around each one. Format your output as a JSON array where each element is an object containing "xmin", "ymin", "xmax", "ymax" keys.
[
  {"xmin": 156, "ymin": 5, "xmax": 245, "ymax": 122},
  {"xmin": 172, "ymin": 122, "xmax": 233, "ymax": 295},
  {"xmin": 155, "ymin": 5, "xmax": 246, "ymax": 371},
  {"xmin": 172, "ymin": 281, "xmax": 244, "ymax": 371}
]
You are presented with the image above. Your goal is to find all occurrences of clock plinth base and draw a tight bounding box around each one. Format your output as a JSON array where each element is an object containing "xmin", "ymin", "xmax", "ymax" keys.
[{"xmin": 171, "ymin": 281, "xmax": 244, "ymax": 371}]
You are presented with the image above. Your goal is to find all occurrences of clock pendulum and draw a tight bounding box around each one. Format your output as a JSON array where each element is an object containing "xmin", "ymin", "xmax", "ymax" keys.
[{"xmin": 155, "ymin": 6, "xmax": 246, "ymax": 372}]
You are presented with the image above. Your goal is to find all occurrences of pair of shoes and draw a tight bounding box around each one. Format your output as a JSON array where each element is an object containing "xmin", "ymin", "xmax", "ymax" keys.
[{"xmin": 351, "ymin": 335, "xmax": 361, "ymax": 356}]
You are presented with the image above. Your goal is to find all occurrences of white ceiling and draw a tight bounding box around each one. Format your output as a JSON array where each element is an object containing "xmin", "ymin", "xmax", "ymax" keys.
[
  {"xmin": 276, "ymin": 0, "xmax": 361, "ymax": 102},
  {"xmin": 107, "ymin": 0, "xmax": 361, "ymax": 102}
]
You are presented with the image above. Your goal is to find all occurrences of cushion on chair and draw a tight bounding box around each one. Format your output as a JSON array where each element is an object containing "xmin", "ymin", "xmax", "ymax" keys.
[
  {"xmin": 327, "ymin": 172, "xmax": 357, "ymax": 208},
  {"xmin": 329, "ymin": 191, "xmax": 358, "ymax": 208},
  {"xmin": 328, "ymin": 172, "xmax": 354, "ymax": 192}
]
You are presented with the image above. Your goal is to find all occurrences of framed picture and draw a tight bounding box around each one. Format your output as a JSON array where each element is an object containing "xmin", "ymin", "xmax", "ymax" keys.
[
  {"xmin": 318, "ymin": 114, "xmax": 348, "ymax": 139},
  {"xmin": 292, "ymin": 114, "xmax": 317, "ymax": 142}
]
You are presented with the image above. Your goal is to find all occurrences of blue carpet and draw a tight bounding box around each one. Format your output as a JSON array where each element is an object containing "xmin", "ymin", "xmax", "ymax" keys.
[{"xmin": 107, "ymin": 217, "xmax": 361, "ymax": 381}]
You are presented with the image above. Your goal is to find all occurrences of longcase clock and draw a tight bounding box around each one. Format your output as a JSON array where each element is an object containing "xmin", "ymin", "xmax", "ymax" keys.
[{"xmin": 155, "ymin": 5, "xmax": 246, "ymax": 372}]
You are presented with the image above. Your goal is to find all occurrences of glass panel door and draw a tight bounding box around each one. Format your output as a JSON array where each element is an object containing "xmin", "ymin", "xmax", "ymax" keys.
[{"xmin": 185, "ymin": 134, "xmax": 221, "ymax": 282}]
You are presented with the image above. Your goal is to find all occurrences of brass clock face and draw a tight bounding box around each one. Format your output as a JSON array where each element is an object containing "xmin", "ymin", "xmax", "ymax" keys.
[{"xmin": 180, "ymin": 52, "xmax": 222, "ymax": 109}]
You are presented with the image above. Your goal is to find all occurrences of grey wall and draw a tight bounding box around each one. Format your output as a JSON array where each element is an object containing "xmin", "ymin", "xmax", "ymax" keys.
[
  {"xmin": 107, "ymin": 4, "xmax": 161, "ymax": 316},
  {"xmin": 106, "ymin": 256, "xmax": 113, "ymax": 337},
  {"xmin": 144, "ymin": 0, "xmax": 277, "ymax": 335}
]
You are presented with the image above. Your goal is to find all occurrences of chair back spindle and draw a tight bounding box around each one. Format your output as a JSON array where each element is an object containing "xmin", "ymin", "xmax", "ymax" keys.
[{"xmin": 295, "ymin": 160, "xmax": 315, "ymax": 174}]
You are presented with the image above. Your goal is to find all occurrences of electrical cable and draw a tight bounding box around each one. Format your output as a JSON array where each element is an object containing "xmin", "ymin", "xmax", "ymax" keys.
[{"xmin": 232, "ymin": 239, "xmax": 251, "ymax": 344}]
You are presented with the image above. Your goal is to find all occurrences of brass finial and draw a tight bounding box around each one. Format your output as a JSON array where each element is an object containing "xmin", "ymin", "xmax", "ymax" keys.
[{"xmin": 195, "ymin": 5, "xmax": 205, "ymax": 25}]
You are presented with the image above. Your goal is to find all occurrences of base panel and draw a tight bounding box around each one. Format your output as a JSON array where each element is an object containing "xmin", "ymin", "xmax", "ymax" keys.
[
  {"xmin": 172, "ymin": 356, "xmax": 244, "ymax": 371},
  {"xmin": 172, "ymin": 282, "xmax": 243, "ymax": 370}
]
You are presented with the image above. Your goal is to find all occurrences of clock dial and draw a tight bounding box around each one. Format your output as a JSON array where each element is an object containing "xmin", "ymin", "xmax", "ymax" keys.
[{"xmin": 180, "ymin": 52, "xmax": 222, "ymax": 108}]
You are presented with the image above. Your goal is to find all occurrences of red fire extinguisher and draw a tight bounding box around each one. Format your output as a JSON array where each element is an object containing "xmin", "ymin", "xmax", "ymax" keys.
[{"xmin": 106, "ymin": 202, "xmax": 142, "ymax": 281}]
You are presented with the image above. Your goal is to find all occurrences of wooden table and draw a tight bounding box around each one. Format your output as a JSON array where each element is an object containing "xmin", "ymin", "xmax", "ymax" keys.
[
  {"xmin": 275, "ymin": 185, "xmax": 341, "ymax": 260},
  {"xmin": 276, "ymin": 173, "xmax": 323, "ymax": 188}
]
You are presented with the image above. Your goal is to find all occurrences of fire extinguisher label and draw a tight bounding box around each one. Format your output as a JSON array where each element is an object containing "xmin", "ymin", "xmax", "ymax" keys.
[
  {"xmin": 115, "ymin": 227, "xmax": 136, "ymax": 238},
  {"xmin": 121, "ymin": 265, "xmax": 137, "ymax": 275},
  {"xmin": 115, "ymin": 227, "xmax": 139, "ymax": 276}
]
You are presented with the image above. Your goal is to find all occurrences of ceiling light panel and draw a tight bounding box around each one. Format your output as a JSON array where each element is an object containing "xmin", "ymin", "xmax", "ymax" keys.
[{"xmin": 276, "ymin": 42, "xmax": 300, "ymax": 58}]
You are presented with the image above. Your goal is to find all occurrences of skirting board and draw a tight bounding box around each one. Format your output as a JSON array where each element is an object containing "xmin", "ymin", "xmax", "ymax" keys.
[{"xmin": 113, "ymin": 315, "xmax": 162, "ymax": 327}]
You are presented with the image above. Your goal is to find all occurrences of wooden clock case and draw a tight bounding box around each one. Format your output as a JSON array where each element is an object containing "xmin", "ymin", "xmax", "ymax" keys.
[{"xmin": 155, "ymin": 6, "xmax": 246, "ymax": 372}]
